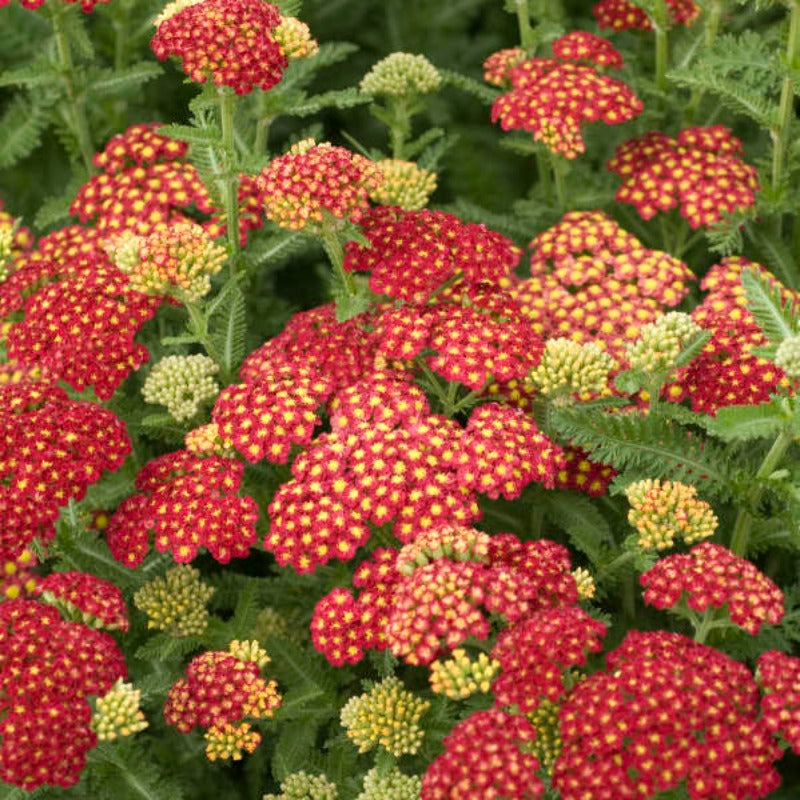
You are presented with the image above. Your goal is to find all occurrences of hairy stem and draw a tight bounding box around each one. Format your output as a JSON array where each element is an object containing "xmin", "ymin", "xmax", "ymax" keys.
[
  {"xmin": 253, "ymin": 115, "xmax": 273, "ymax": 154},
  {"xmin": 653, "ymin": 0, "xmax": 670, "ymax": 93},
  {"xmin": 388, "ymin": 98, "xmax": 412, "ymax": 159},
  {"xmin": 771, "ymin": 0, "xmax": 800, "ymax": 232},
  {"xmin": 685, "ymin": 0, "xmax": 724, "ymax": 121},
  {"xmin": 49, "ymin": 3, "xmax": 95, "ymax": 174},
  {"xmin": 218, "ymin": 87, "xmax": 241, "ymax": 269},
  {"xmin": 549, "ymin": 151, "xmax": 566, "ymax": 212},
  {"xmin": 729, "ymin": 429, "xmax": 794, "ymax": 556}
]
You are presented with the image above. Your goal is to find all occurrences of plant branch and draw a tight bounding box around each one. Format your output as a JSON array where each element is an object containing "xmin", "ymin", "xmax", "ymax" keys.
[{"xmin": 218, "ymin": 87, "xmax": 241, "ymax": 270}]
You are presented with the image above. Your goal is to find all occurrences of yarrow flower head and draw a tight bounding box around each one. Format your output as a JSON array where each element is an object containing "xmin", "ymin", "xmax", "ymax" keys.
[
  {"xmin": 491, "ymin": 605, "xmax": 607, "ymax": 713},
  {"xmin": 492, "ymin": 32, "xmax": 640, "ymax": 159},
  {"xmin": 370, "ymin": 158, "xmax": 437, "ymax": 209},
  {"xmin": 345, "ymin": 206, "xmax": 521, "ymax": 304},
  {"xmin": 133, "ymin": 564, "xmax": 215, "ymax": 636},
  {"xmin": 340, "ymin": 676, "xmax": 430, "ymax": 757},
  {"xmin": 357, "ymin": 768, "xmax": 421, "ymax": 800},
  {"xmin": 90, "ymin": 679, "xmax": 148, "ymax": 741},
  {"xmin": 593, "ymin": 0, "xmax": 700, "ymax": 31},
  {"xmin": 421, "ymin": 709, "xmax": 543, "ymax": 800},
  {"xmin": 257, "ymin": 140, "xmax": 381, "ymax": 231},
  {"xmin": 0, "ymin": 0, "xmax": 110, "ymax": 12},
  {"xmin": 572, "ymin": 566, "xmax": 596, "ymax": 600},
  {"xmin": 625, "ymin": 311, "xmax": 704, "ymax": 375},
  {"xmin": 263, "ymin": 771, "xmax": 339, "ymax": 800},
  {"xmin": 626, "ymin": 478, "xmax": 718, "ymax": 550},
  {"xmin": 757, "ymin": 650, "xmax": 800, "ymax": 755},
  {"xmin": 142, "ymin": 354, "xmax": 220, "ymax": 422},
  {"xmin": 553, "ymin": 631, "xmax": 782, "ymax": 800},
  {"xmin": 527, "ymin": 700, "xmax": 562, "ymax": 776},
  {"xmin": 641, "ymin": 542, "xmax": 785, "ymax": 635},
  {"xmin": 360, "ymin": 52, "xmax": 441, "ymax": 96},
  {"xmin": 608, "ymin": 126, "xmax": 760, "ymax": 228},
  {"xmin": 0, "ymin": 600, "xmax": 127, "ymax": 790},
  {"xmin": 774, "ymin": 334, "xmax": 800, "ymax": 378},
  {"xmin": 106, "ymin": 450, "xmax": 258, "ymax": 566},
  {"xmin": 106, "ymin": 221, "xmax": 227, "ymax": 301},
  {"xmin": 551, "ymin": 30, "xmax": 624, "ymax": 69},
  {"xmin": 151, "ymin": 0, "xmax": 288, "ymax": 94},
  {"xmin": 185, "ymin": 422, "xmax": 235, "ymax": 457},
  {"xmin": 482, "ymin": 47, "xmax": 525, "ymax": 87},
  {"xmin": 429, "ymin": 648, "xmax": 500, "ymax": 699},
  {"xmin": 163, "ymin": 640, "xmax": 281, "ymax": 760},
  {"xmin": 33, "ymin": 571, "xmax": 129, "ymax": 631},
  {"xmin": 273, "ymin": 16, "xmax": 319, "ymax": 61},
  {"xmin": 526, "ymin": 338, "xmax": 617, "ymax": 403},
  {"xmin": 1, "ymin": 547, "xmax": 38, "ymax": 600}
]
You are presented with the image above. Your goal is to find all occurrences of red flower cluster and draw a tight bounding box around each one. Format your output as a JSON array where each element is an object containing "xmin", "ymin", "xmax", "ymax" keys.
[
  {"xmin": 482, "ymin": 47, "xmax": 525, "ymax": 87},
  {"xmin": 257, "ymin": 140, "xmax": 380, "ymax": 230},
  {"xmin": 34, "ymin": 571, "xmax": 129, "ymax": 631},
  {"xmin": 421, "ymin": 709, "xmax": 543, "ymax": 800},
  {"xmin": 608, "ymin": 126, "xmax": 760, "ymax": 228},
  {"xmin": 513, "ymin": 210, "xmax": 693, "ymax": 360},
  {"xmin": 344, "ymin": 206, "xmax": 521, "ymax": 304},
  {"xmin": 151, "ymin": 0, "xmax": 287, "ymax": 95},
  {"xmin": 4, "ymin": 250, "xmax": 161, "ymax": 398},
  {"xmin": 212, "ymin": 363, "xmax": 333, "ymax": 463},
  {"xmin": 0, "ymin": 599, "xmax": 127, "ymax": 790},
  {"xmin": 0, "ymin": 382, "xmax": 131, "ymax": 563},
  {"xmin": 492, "ymin": 33, "xmax": 641, "ymax": 158},
  {"xmin": 106, "ymin": 450, "xmax": 258, "ymax": 567},
  {"xmin": 241, "ymin": 303, "xmax": 376, "ymax": 393},
  {"xmin": 593, "ymin": 0, "xmax": 700, "ymax": 31},
  {"xmin": 553, "ymin": 631, "xmax": 782, "ymax": 799},
  {"xmin": 93, "ymin": 123, "xmax": 188, "ymax": 173},
  {"xmin": 666, "ymin": 258, "xmax": 790, "ymax": 413},
  {"xmin": 0, "ymin": 0, "xmax": 109, "ymax": 11},
  {"xmin": 491, "ymin": 605, "xmax": 607, "ymax": 712},
  {"xmin": 164, "ymin": 648, "xmax": 281, "ymax": 732},
  {"xmin": 757, "ymin": 650, "xmax": 800, "ymax": 754},
  {"xmin": 641, "ymin": 542, "xmax": 785, "ymax": 635},
  {"xmin": 554, "ymin": 446, "xmax": 616, "ymax": 496},
  {"xmin": 312, "ymin": 530, "xmax": 577, "ymax": 666}
]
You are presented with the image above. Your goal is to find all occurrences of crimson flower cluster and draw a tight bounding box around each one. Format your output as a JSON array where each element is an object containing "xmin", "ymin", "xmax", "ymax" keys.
[
  {"xmin": 608, "ymin": 126, "xmax": 760, "ymax": 228},
  {"xmin": 0, "ymin": 599, "xmax": 127, "ymax": 790},
  {"xmin": 151, "ymin": 0, "xmax": 287, "ymax": 95},
  {"xmin": 757, "ymin": 650, "xmax": 800, "ymax": 754},
  {"xmin": 106, "ymin": 450, "xmax": 258, "ymax": 567},
  {"xmin": 491, "ymin": 32, "xmax": 642, "ymax": 158},
  {"xmin": 343, "ymin": 206, "xmax": 522, "ymax": 304},
  {"xmin": 513, "ymin": 210, "xmax": 694, "ymax": 361},
  {"xmin": 593, "ymin": 0, "xmax": 700, "ymax": 31},
  {"xmin": 667, "ymin": 258, "xmax": 791, "ymax": 413},
  {"xmin": 33, "ymin": 571, "xmax": 129, "ymax": 631},
  {"xmin": 0, "ymin": 382, "xmax": 131, "ymax": 563},
  {"xmin": 311, "ymin": 528, "xmax": 577, "ymax": 666},
  {"xmin": 491, "ymin": 605, "xmax": 607, "ymax": 712},
  {"xmin": 553, "ymin": 631, "xmax": 782, "ymax": 799},
  {"xmin": 421, "ymin": 709, "xmax": 543, "ymax": 800},
  {"xmin": 641, "ymin": 542, "xmax": 785, "ymax": 635},
  {"xmin": 0, "ymin": 0, "xmax": 109, "ymax": 11}
]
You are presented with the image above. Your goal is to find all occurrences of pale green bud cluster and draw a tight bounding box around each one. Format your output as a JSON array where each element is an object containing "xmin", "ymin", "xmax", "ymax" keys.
[
  {"xmin": 371, "ymin": 159, "xmax": 437, "ymax": 210},
  {"xmin": 0, "ymin": 226, "xmax": 14, "ymax": 281},
  {"xmin": 229, "ymin": 639, "xmax": 271, "ymax": 670},
  {"xmin": 262, "ymin": 772, "xmax": 338, "ymax": 800},
  {"xmin": 252, "ymin": 606, "xmax": 303, "ymax": 645},
  {"xmin": 142, "ymin": 354, "xmax": 219, "ymax": 422},
  {"xmin": 528, "ymin": 700, "xmax": 561, "ymax": 775},
  {"xmin": 429, "ymin": 648, "xmax": 499, "ymax": 700},
  {"xmin": 356, "ymin": 768, "xmax": 421, "ymax": 800},
  {"xmin": 527, "ymin": 338, "xmax": 617, "ymax": 403},
  {"xmin": 775, "ymin": 334, "xmax": 800, "ymax": 378},
  {"xmin": 572, "ymin": 567, "xmax": 596, "ymax": 601},
  {"xmin": 360, "ymin": 53, "xmax": 441, "ymax": 97},
  {"xmin": 91, "ymin": 679, "xmax": 148, "ymax": 741},
  {"xmin": 625, "ymin": 312, "xmax": 703, "ymax": 374},
  {"xmin": 340, "ymin": 676, "xmax": 430, "ymax": 757},
  {"xmin": 134, "ymin": 564, "xmax": 215, "ymax": 636}
]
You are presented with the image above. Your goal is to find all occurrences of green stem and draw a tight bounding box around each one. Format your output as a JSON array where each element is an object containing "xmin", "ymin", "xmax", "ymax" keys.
[
  {"xmin": 183, "ymin": 298, "xmax": 224, "ymax": 371},
  {"xmin": 388, "ymin": 98, "xmax": 411, "ymax": 159},
  {"xmin": 218, "ymin": 87, "xmax": 241, "ymax": 269},
  {"xmin": 549, "ymin": 151, "xmax": 566, "ymax": 212},
  {"xmin": 729, "ymin": 429, "xmax": 794, "ymax": 556},
  {"xmin": 771, "ymin": 0, "xmax": 800, "ymax": 234},
  {"xmin": 515, "ymin": 0, "xmax": 535, "ymax": 49},
  {"xmin": 653, "ymin": 0, "xmax": 670, "ymax": 93},
  {"xmin": 254, "ymin": 116, "xmax": 273, "ymax": 155},
  {"xmin": 417, "ymin": 360, "xmax": 455, "ymax": 415},
  {"xmin": 685, "ymin": 0, "xmax": 724, "ymax": 121},
  {"xmin": 49, "ymin": 2, "xmax": 94, "ymax": 174},
  {"xmin": 320, "ymin": 228, "xmax": 360, "ymax": 303},
  {"xmin": 536, "ymin": 151, "xmax": 552, "ymax": 197}
]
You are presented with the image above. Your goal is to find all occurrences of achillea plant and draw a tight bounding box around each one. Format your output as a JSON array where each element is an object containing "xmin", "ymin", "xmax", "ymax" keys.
[{"xmin": 3, "ymin": 0, "xmax": 800, "ymax": 796}]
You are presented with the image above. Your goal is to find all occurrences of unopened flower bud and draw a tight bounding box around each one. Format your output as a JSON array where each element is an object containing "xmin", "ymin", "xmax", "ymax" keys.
[
  {"xmin": 142, "ymin": 354, "xmax": 219, "ymax": 422},
  {"xmin": 360, "ymin": 52, "xmax": 441, "ymax": 97}
]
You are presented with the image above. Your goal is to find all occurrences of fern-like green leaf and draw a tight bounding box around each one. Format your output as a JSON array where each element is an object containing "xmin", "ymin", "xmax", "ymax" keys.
[
  {"xmin": 209, "ymin": 283, "xmax": 247, "ymax": 378},
  {"xmin": 263, "ymin": 635, "xmax": 338, "ymax": 696},
  {"xmin": 439, "ymin": 68, "xmax": 499, "ymax": 105},
  {"xmin": 272, "ymin": 720, "xmax": 321, "ymax": 782},
  {"xmin": 747, "ymin": 226, "xmax": 800, "ymax": 290},
  {"xmin": 86, "ymin": 62, "xmax": 162, "ymax": 99},
  {"xmin": 551, "ymin": 407, "xmax": 734, "ymax": 496},
  {"xmin": 280, "ymin": 88, "xmax": 371, "ymax": 117},
  {"xmin": 543, "ymin": 492, "xmax": 614, "ymax": 567},
  {"xmin": 741, "ymin": 265, "xmax": 800, "ymax": 344},
  {"xmin": 0, "ymin": 96, "xmax": 48, "ymax": 168},
  {"xmin": 705, "ymin": 398, "xmax": 793, "ymax": 442},
  {"xmin": 0, "ymin": 61, "xmax": 59, "ymax": 88}
]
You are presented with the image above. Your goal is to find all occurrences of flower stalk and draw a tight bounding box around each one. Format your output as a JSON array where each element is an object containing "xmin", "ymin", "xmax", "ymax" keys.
[{"xmin": 218, "ymin": 87, "xmax": 241, "ymax": 269}]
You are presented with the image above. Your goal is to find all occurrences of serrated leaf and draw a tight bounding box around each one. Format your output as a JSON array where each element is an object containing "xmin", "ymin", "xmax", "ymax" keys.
[
  {"xmin": 210, "ymin": 283, "xmax": 246, "ymax": 377},
  {"xmin": 0, "ymin": 61, "xmax": 59, "ymax": 88},
  {"xmin": 87, "ymin": 62, "xmax": 162, "ymax": 98},
  {"xmin": 747, "ymin": 226, "xmax": 800, "ymax": 290},
  {"xmin": 705, "ymin": 398, "xmax": 792, "ymax": 442},
  {"xmin": 156, "ymin": 123, "xmax": 221, "ymax": 146},
  {"xmin": 741, "ymin": 266, "xmax": 800, "ymax": 345},
  {"xmin": 0, "ymin": 96, "xmax": 48, "ymax": 168},
  {"xmin": 543, "ymin": 492, "xmax": 614, "ymax": 566},
  {"xmin": 281, "ymin": 88, "xmax": 371, "ymax": 117},
  {"xmin": 135, "ymin": 634, "xmax": 200, "ymax": 662},
  {"xmin": 614, "ymin": 369, "xmax": 647, "ymax": 395},
  {"xmin": 439, "ymin": 68, "xmax": 499, "ymax": 104}
]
